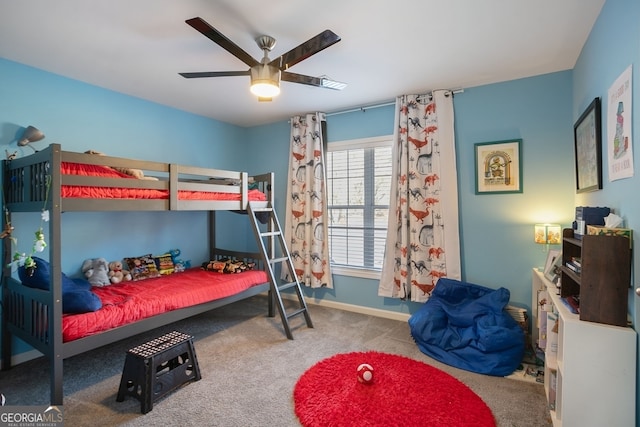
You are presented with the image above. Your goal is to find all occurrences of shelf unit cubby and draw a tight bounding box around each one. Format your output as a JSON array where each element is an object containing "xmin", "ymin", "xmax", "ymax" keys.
[{"xmin": 531, "ymin": 269, "xmax": 636, "ymax": 426}]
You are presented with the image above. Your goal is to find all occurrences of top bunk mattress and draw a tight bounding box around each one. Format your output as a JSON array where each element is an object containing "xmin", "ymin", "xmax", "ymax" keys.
[
  {"xmin": 61, "ymin": 162, "xmax": 267, "ymax": 201},
  {"xmin": 63, "ymin": 267, "xmax": 269, "ymax": 342}
]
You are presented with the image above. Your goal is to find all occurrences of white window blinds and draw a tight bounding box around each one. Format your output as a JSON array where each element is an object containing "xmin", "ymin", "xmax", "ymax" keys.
[{"xmin": 326, "ymin": 136, "xmax": 392, "ymax": 271}]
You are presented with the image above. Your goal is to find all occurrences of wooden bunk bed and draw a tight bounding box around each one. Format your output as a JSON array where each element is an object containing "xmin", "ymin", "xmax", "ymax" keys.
[{"xmin": 1, "ymin": 143, "xmax": 311, "ymax": 405}]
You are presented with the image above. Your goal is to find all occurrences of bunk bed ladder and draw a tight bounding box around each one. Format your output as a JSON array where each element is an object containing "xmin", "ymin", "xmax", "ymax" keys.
[{"xmin": 248, "ymin": 202, "xmax": 313, "ymax": 339}]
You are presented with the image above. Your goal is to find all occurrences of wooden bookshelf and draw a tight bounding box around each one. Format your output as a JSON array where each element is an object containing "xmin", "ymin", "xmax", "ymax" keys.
[{"xmin": 560, "ymin": 228, "xmax": 630, "ymax": 326}]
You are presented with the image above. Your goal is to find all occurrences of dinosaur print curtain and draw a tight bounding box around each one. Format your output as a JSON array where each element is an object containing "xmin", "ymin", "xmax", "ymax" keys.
[
  {"xmin": 282, "ymin": 113, "xmax": 333, "ymax": 289},
  {"xmin": 379, "ymin": 91, "xmax": 461, "ymax": 302}
]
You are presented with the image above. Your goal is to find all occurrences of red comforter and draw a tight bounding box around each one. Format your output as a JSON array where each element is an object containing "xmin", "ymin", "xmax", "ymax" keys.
[
  {"xmin": 62, "ymin": 268, "xmax": 268, "ymax": 342},
  {"xmin": 60, "ymin": 162, "xmax": 267, "ymax": 201}
]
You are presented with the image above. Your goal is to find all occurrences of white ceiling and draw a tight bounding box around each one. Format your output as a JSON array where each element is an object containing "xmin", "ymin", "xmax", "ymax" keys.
[{"xmin": 0, "ymin": 0, "xmax": 605, "ymax": 127}]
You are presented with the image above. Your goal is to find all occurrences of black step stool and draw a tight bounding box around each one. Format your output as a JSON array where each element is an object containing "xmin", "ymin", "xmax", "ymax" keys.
[{"xmin": 116, "ymin": 331, "xmax": 201, "ymax": 413}]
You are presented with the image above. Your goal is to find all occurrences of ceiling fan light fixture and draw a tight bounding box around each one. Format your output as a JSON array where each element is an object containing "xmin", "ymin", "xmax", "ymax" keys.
[
  {"xmin": 250, "ymin": 64, "xmax": 281, "ymax": 98},
  {"xmin": 250, "ymin": 82, "xmax": 280, "ymax": 98}
]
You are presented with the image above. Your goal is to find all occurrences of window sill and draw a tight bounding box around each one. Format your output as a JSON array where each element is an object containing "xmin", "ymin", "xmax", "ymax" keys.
[{"xmin": 331, "ymin": 265, "xmax": 381, "ymax": 280}]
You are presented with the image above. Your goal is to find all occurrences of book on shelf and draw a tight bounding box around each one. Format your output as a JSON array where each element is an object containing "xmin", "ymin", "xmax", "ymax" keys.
[
  {"xmin": 546, "ymin": 312, "xmax": 558, "ymax": 356},
  {"xmin": 570, "ymin": 256, "xmax": 581, "ymax": 267},
  {"xmin": 548, "ymin": 370, "xmax": 557, "ymax": 411},
  {"xmin": 538, "ymin": 309, "xmax": 548, "ymax": 349},
  {"xmin": 536, "ymin": 289, "xmax": 550, "ymax": 348},
  {"xmin": 565, "ymin": 260, "xmax": 581, "ymax": 274},
  {"xmin": 537, "ymin": 290, "xmax": 551, "ymax": 317},
  {"xmin": 561, "ymin": 295, "xmax": 580, "ymax": 314}
]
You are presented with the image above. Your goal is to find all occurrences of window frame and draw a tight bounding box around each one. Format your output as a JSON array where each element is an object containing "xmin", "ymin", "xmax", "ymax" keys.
[{"xmin": 326, "ymin": 135, "xmax": 394, "ymax": 279}]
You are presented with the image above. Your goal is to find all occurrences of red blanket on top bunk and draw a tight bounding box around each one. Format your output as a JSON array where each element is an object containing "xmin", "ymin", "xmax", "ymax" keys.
[
  {"xmin": 62, "ymin": 268, "xmax": 268, "ymax": 342},
  {"xmin": 60, "ymin": 162, "xmax": 267, "ymax": 201}
]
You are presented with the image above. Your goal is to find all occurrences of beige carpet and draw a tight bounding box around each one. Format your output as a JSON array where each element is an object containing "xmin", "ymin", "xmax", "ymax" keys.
[{"xmin": 0, "ymin": 294, "xmax": 552, "ymax": 426}]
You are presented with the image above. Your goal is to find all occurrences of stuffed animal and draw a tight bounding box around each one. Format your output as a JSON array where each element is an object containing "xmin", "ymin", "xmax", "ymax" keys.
[
  {"xmin": 167, "ymin": 248, "xmax": 191, "ymax": 273},
  {"xmin": 81, "ymin": 257, "xmax": 111, "ymax": 287},
  {"xmin": 85, "ymin": 150, "xmax": 155, "ymax": 180},
  {"xmin": 108, "ymin": 260, "xmax": 132, "ymax": 284},
  {"xmin": 202, "ymin": 258, "xmax": 255, "ymax": 273}
]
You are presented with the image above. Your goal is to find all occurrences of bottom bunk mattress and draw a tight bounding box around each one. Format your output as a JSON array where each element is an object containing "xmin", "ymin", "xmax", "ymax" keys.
[{"xmin": 63, "ymin": 268, "xmax": 268, "ymax": 342}]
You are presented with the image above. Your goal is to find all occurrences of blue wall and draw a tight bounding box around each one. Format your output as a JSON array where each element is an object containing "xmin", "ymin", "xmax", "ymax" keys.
[
  {"xmin": 245, "ymin": 72, "xmax": 575, "ymax": 316},
  {"xmin": 570, "ymin": 0, "xmax": 640, "ymax": 419},
  {"xmin": 455, "ymin": 73, "xmax": 575, "ymax": 304}
]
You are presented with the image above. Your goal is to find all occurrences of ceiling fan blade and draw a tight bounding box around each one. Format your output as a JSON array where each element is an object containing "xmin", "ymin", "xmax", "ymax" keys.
[
  {"xmin": 282, "ymin": 71, "xmax": 322, "ymax": 86},
  {"xmin": 271, "ymin": 29, "xmax": 341, "ymax": 70},
  {"xmin": 179, "ymin": 71, "xmax": 250, "ymax": 79},
  {"xmin": 282, "ymin": 72, "xmax": 347, "ymax": 90},
  {"xmin": 185, "ymin": 17, "xmax": 260, "ymax": 68}
]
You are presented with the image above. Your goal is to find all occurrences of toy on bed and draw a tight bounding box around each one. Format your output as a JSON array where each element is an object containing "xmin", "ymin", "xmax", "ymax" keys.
[
  {"xmin": 108, "ymin": 260, "xmax": 132, "ymax": 284},
  {"xmin": 123, "ymin": 254, "xmax": 161, "ymax": 281},
  {"xmin": 167, "ymin": 248, "xmax": 191, "ymax": 272},
  {"xmin": 82, "ymin": 257, "xmax": 111, "ymax": 287},
  {"xmin": 202, "ymin": 258, "xmax": 256, "ymax": 274},
  {"xmin": 84, "ymin": 149, "xmax": 158, "ymax": 180},
  {"xmin": 19, "ymin": 257, "xmax": 102, "ymax": 314},
  {"xmin": 153, "ymin": 253, "xmax": 175, "ymax": 275}
]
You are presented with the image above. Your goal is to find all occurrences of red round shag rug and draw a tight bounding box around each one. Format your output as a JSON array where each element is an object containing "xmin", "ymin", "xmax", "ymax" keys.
[{"xmin": 293, "ymin": 351, "xmax": 495, "ymax": 427}]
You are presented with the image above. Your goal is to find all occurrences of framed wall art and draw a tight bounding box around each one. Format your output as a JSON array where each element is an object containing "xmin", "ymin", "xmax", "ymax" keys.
[
  {"xmin": 474, "ymin": 139, "xmax": 522, "ymax": 194},
  {"xmin": 543, "ymin": 249, "xmax": 561, "ymax": 283},
  {"xmin": 574, "ymin": 97, "xmax": 603, "ymax": 193}
]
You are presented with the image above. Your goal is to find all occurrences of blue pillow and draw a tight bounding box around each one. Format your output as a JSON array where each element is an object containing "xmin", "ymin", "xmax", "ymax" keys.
[{"xmin": 18, "ymin": 257, "xmax": 102, "ymax": 314}]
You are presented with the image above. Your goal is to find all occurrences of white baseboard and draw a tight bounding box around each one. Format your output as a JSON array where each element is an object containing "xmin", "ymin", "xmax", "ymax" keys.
[{"xmin": 282, "ymin": 293, "xmax": 411, "ymax": 322}]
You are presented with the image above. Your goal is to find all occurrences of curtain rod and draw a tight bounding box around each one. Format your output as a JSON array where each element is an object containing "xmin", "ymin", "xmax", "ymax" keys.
[
  {"xmin": 326, "ymin": 89, "xmax": 464, "ymax": 117},
  {"xmin": 326, "ymin": 101, "xmax": 395, "ymax": 117}
]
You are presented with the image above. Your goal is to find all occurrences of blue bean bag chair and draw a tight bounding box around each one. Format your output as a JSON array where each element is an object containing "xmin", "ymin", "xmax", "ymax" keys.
[{"xmin": 408, "ymin": 278, "xmax": 524, "ymax": 376}]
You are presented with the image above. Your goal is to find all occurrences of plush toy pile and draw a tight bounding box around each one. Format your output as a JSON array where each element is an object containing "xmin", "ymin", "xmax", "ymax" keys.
[
  {"xmin": 201, "ymin": 258, "xmax": 256, "ymax": 274},
  {"xmin": 81, "ymin": 248, "xmax": 192, "ymax": 286}
]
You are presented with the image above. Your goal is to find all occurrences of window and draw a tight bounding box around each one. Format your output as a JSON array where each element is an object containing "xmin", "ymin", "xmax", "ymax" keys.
[{"xmin": 326, "ymin": 135, "xmax": 393, "ymax": 277}]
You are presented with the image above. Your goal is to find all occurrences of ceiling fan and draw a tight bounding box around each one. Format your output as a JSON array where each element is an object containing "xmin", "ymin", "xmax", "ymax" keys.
[{"xmin": 179, "ymin": 17, "xmax": 347, "ymax": 101}]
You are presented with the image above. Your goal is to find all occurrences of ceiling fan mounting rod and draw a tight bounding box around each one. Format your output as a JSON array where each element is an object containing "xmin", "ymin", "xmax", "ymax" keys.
[
  {"xmin": 256, "ymin": 35, "xmax": 276, "ymax": 52},
  {"xmin": 256, "ymin": 35, "xmax": 276, "ymax": 64}
]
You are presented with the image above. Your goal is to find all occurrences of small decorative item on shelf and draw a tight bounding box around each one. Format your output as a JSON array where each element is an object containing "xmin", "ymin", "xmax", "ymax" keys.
[
  {"xmin": 543, "ymin": 249, "xmax": 560, "ymax": 282},
  {"xmin": 586, "ymin": 225, "xmax": 633, "ymax": 247},
  {"xmin": 534, "ymin": 223, "xmax": 562, "ymax": 245},
  {"xmin": 545, "ymin": 252, "xmax": 563, "ymax": 286}
]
